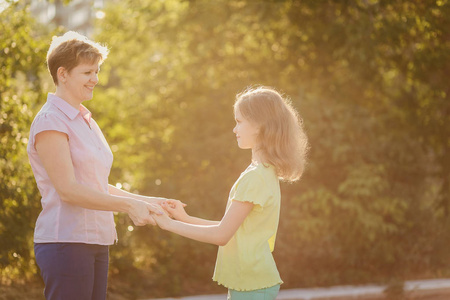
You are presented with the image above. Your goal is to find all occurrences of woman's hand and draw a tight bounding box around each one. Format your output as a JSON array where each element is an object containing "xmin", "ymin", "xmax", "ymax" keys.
[
  {"xmin": 127, "ymin": 199, "xmax": 164, "ymax": 226},
  {"xmin": 161, "ymin": 200, "xmax": 189, "ymax": 222}
]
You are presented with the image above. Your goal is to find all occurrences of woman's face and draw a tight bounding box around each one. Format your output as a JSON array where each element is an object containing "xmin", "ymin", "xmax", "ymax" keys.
[
  {"xmin": 62, "ymin": 62, "xmax": 99, "ymax": 103},
  {"xmin": 233, "ymin": 108, "xmax": 259, "ymax": 150}
]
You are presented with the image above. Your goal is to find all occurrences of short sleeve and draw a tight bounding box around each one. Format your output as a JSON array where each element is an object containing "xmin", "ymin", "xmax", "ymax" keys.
[
  {"xmin": 29, "ymin": 112, "xmax": 69, "ymax": 150},
  {"xmin": 231, "ymin": 170, "xmax": 267, "ymax": 212}
]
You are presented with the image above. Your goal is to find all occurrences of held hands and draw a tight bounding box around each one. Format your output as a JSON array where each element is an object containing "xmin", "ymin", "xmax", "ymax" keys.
[
  {"xmin": 151, "ymin": 199, "xmax": 189, "ymax": 230},
  {"xmin": 127, "ymin": 198, "xmax": 187, "ymax": 227},
  {"xmin": 160, "ymin": 199, "xmax": 189, "ymax": 222},
  {"xmin": 143, "ymin": 197, "xmax": 187, "ymax": 218},
  {"xmin": 127, "ymin": 198, "xmax": 164, "ymax": 226},
  {"xmin": 153, "ymin": 198, "xmax": 187, "ymax": 210},
  {"xmin": 151, "ymin": 207, "xmax": 173, "ymax": 230}
]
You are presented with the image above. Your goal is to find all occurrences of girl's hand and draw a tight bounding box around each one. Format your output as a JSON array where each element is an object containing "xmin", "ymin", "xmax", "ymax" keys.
[
  {"xmin": 153, "ymin": 198, "xmax": 187, "ymax": 208},
  {"xmin": 161, "ymin": 200, "xmax": 189, "ymax": 222},
  {"xmin": 151, "ymin": 207, "xmax": 173, "ymax": 230}
]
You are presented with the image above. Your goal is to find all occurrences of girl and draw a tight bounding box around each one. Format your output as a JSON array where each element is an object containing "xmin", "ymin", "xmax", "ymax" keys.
[{"xmin": 154, "ymin": 86, "xmax": 308, "ymax": 300}]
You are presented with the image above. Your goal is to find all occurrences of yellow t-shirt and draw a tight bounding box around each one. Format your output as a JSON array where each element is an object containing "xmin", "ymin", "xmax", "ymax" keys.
[{"xmin": 212, "ymin": 162, "xmax": 283, "ymax": 291}]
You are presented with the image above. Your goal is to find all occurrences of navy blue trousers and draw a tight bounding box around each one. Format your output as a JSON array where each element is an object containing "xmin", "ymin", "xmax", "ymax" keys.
[{"xmin": 34, "ymin": 243, "xmax": 109, "ymax": 300}]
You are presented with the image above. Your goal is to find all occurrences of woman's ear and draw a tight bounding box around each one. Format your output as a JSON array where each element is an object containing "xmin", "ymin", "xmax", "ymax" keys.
[{"xmin": 57, "ymin": 67, "xmax": 67, "ymax": 84}]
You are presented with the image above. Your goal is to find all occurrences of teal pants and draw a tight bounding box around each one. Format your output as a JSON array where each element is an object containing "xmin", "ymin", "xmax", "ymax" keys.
[{"xmin": 227, "ymin": 284, "xmax": 280, "ymax": 300}]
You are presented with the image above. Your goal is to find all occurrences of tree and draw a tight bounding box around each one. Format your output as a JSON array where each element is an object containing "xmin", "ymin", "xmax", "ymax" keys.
[
  {"xmin": 94, "ymin": 0, "xmax": 450, "ymax": 295},
  {"xmin": 1, "ymin": 0, "xmax": 449, "ymax": 297},
  {"xmin": 0, "ymin": 1, "xmax": 54, "ymax": 282}
]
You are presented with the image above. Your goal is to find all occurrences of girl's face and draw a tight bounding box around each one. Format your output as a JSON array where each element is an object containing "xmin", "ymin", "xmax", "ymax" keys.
[
  {"xmin": 233, "ymin": 108, "xmax": 259, "ymax": 150},
  {"xmin": 61, "ymin": 62, "xmax": 99, "ymax": 103}
]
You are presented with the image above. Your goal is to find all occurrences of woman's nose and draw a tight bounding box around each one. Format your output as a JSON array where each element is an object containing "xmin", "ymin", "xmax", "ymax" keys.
[{"xmin": 91, "ymin": 73, "xmax": 99, "ymax": 84}]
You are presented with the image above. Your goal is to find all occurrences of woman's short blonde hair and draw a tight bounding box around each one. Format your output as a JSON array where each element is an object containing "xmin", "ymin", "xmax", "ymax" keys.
[
  {"xmin": 234, "ymin": 86, "xmax": 309, "ymax": 182},
  {"xmin": 46, "ymin": 31, "xmax": 109, "ymax": 85}
]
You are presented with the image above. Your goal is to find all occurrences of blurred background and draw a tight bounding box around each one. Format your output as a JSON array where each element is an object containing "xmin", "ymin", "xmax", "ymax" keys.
[{"xmin": 1, "ymin": 0, "xmax": 449, "ymax": 299}]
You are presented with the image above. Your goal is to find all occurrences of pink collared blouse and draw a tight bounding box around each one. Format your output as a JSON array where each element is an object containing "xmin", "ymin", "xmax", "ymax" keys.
[{"xmin": 27, "ymin": 93, "xmax": 117, "ymax": 245}]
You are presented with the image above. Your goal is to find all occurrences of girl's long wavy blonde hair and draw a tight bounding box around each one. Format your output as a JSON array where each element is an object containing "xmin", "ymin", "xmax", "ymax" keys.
[{"xmin": 234, "ymin": 86, "xmax": 309, "ymax": 182}]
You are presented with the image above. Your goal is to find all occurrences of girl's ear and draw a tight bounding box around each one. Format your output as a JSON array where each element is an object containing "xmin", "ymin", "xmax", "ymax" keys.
[
  {"xmin": 255, "ymin": 122, "xmax": 262, "ymax": 134},
  {"xmin": 57, "ymin": 67, "xmax": 67, "ymax": 84}
]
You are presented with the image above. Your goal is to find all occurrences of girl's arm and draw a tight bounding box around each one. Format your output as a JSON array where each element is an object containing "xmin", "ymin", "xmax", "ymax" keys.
[
  {"xmin": 161, "ymin": 200, "xmax": 219, "ymax": 225},
  {"xmin": 152, "ymin": 200, "xmax": 254, "ymax": 246},
  {"xmin": 35, "ymin": 130, "xmax": 163, "ymax": 225}
]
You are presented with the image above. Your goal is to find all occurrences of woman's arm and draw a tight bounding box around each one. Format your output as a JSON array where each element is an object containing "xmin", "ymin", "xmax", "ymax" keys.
[
  {"xmin": 108, "ymin": 186, "xmax": 187, "ymax": 218},
  {"xmin": 153, "ymin": 200, "xmax": 254, "ymax": 246},
  {"xmin": 108, "ymin": 184, "xmax": 167, "ymax": 204},
  {"xmin": 35, "ymin": 130, "xmax": 162, "ymax": 225}
]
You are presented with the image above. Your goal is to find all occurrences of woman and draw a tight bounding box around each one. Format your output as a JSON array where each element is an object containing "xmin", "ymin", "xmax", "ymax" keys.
[{"xmin": 27, "ymin": 31, "xmax": 170, "ymax": 300}]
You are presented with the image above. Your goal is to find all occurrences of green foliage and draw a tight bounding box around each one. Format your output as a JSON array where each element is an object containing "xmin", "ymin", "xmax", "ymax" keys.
[
  {"xmin": 93, "ymin": 0, "xmax": 450, "ymax": 295},
  {"xmin": 0, "ymin": 1, "xmax": 54, "ymax": 283},
  {"xmin": 1, "ymin": 0, "xmax": 449, "ymax": 297}
]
